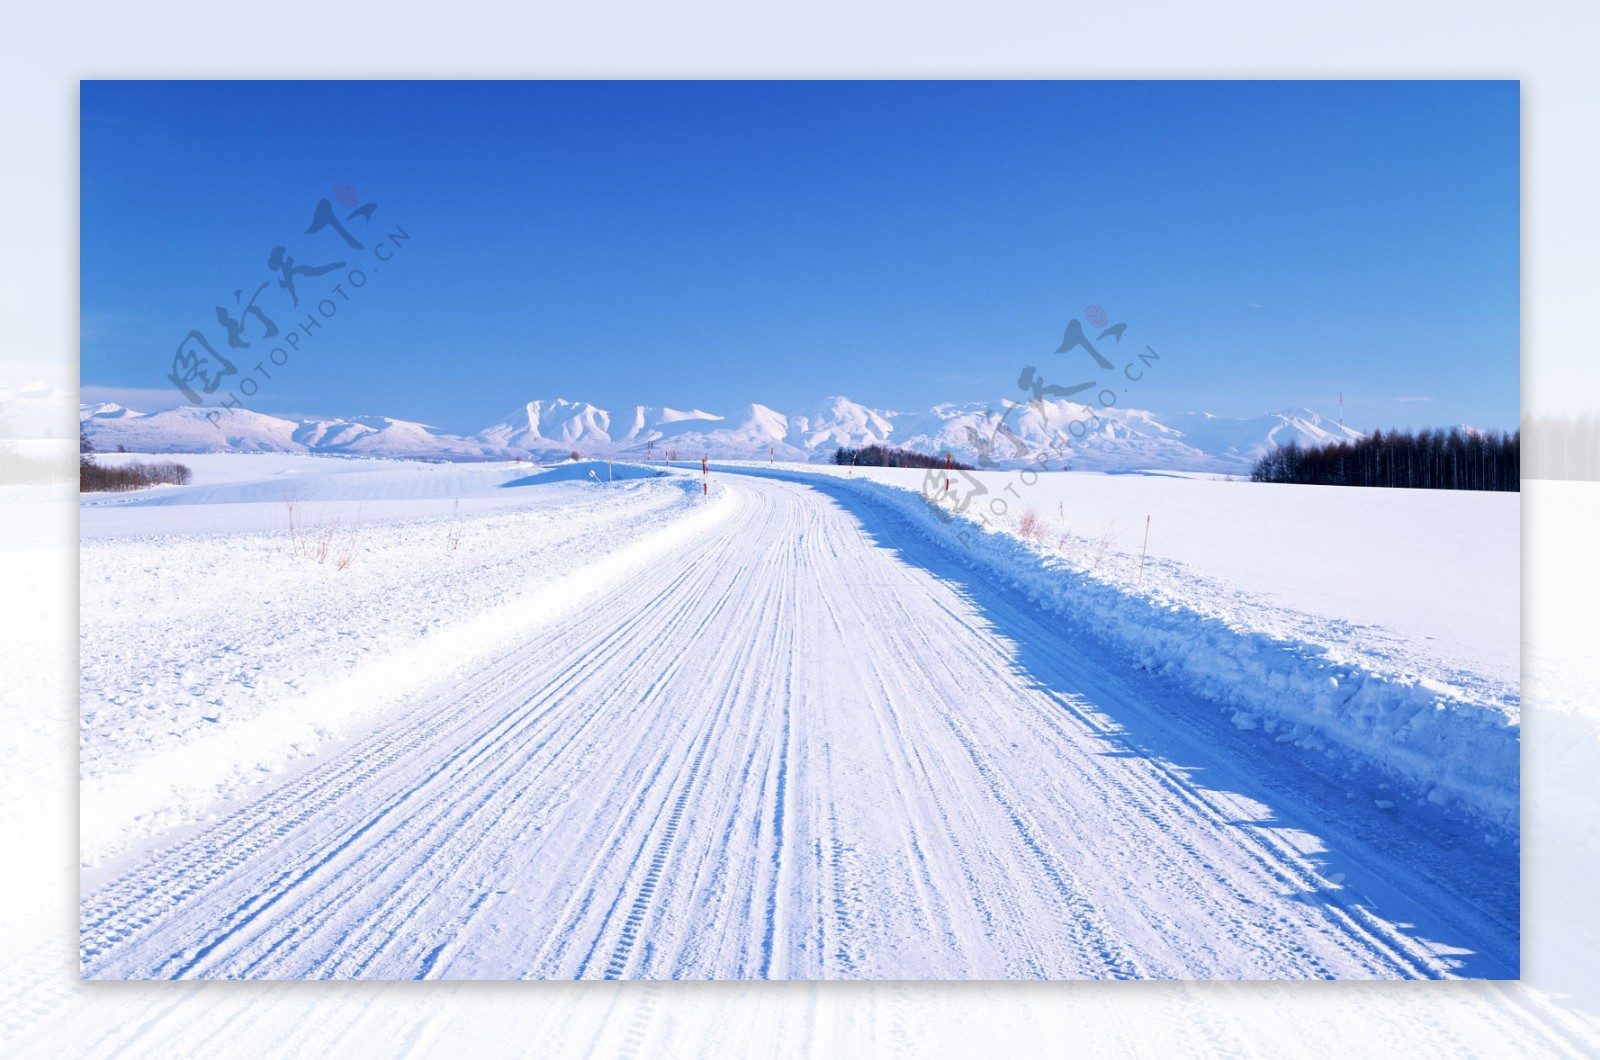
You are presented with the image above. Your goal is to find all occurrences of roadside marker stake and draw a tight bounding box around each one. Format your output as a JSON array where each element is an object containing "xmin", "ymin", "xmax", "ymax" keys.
[{"xmin": 1139, "ymin": 514, "xmax": 1151, "ymax": 587}]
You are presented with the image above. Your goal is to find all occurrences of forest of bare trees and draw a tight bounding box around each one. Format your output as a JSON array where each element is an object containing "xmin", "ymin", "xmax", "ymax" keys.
[
  {"xmin": 79, "ymin": 426, "xmax": 193, "ymax": 491},
  {"xmin": 1250, "ymin": 427, "xmax": 1519, "ymax": 491},
  {"xmin": 831, "ymin": 445, "xmax": 975, "ymax": 471}
]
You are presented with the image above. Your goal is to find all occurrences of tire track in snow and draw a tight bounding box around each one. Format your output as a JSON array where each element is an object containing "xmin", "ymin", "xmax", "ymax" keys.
[
  {"xmin": 83, "ymin": 510, "xmax": 737, "ymax": 978},
  {"xmin": 769, "ymin": 468, "xmax": 1513, "ymax": 979},
  {"xmin": 597, "ymin": 721, "xmax": 717, "ymax": 980},
  {"xmin": 576, "ymin": 491, "xmax": 802, "ymax": 979}
]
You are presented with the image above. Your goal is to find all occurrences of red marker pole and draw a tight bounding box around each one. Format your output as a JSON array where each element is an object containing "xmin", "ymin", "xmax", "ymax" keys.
[
  {"xmin": 946, "ymin": 452, "xmax": 951, "ymax": 494},
  {"xmin": 702, "ymin": 455, "xmax": 708, "ymax": 496}
]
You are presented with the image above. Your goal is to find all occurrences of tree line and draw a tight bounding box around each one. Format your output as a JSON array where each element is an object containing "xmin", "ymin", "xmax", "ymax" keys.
[
  {"xmin": 831, "ymin": 444, "xmax": 975, "ymax": 471},
  {"xmin": 79, "ymin": 424, "xmax": 193, "ymax": 492},
  {"xmin": 1250, "ymin": 427, "xmax": 1519, "ymax": 491}
]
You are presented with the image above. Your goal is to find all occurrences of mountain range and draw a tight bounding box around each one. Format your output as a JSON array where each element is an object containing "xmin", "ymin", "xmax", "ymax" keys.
[{"xmin": 65, "ymin": 387, "xmax": 1367, "ymax": 472}]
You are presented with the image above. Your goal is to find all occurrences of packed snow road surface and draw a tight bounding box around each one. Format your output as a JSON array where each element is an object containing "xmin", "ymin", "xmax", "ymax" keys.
[{"xmin": 81, "ymin": 470, "xmax": 1516, "ymax": 979}]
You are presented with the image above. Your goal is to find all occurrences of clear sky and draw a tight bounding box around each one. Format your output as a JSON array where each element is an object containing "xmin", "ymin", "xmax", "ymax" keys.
[{"xmin": 80, "ymin": 80, "xmax": 1519, "ymax": 433}]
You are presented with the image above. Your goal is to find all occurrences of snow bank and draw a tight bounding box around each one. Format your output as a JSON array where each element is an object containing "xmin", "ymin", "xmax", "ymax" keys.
[
  {"xmin": 755, "ymin": 467, "xmax": 1520, "ymax": 835},
  {"xmin": 505, "ymin": 459, "xmax": 673, "ymax": 485}
]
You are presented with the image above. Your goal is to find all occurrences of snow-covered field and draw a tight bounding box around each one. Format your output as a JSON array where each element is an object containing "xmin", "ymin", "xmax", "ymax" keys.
[
  {"xmin": 81, "ymin": 454, "xmax": 732, "ymax": 864},
  {"xmin": 78, "ymin": 454, "xmax": 1519, "ymax": 980},
  {"xmin": 784, "ymin": 462, "xmax": 1517, "ymax": 691}
]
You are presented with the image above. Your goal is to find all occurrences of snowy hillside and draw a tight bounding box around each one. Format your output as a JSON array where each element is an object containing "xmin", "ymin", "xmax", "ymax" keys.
[{"xmin": 79, "ymin": 389, "xmax": 1367, "ymax": 472}]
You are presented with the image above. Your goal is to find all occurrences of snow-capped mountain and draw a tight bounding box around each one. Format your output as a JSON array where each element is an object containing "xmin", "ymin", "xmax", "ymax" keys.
[
  {"xmin": 617, "ymin": 403, "xmax": 806, "ymax": 460},
  {"xmin": 80, "ymin": 403, "xmax": 305, "ymax": 453},
  {"xmin": 615, "ymin": 405, "xmax": 726, "ymax": 450},
  {"xmin": 797, "ymin": 399, "xmax": 1363, "ymax": 473},
  {"xmin": 289, "ymin": 415, "xmax": 514, "ymax": 460},
  {"xmin": 77, "ymin": 390, "xmax": 1367, "ymax": 472},
  {"xmin": 480, "ymin": 399, "xmax": 614, "ymax": 454},
  {"xmin": 1, "ymin": 380, "xmax": 76, "ymax": 439},
  {"xmin": 1165, "ymin": 407, "xmax": 1362, "ymax": 465},
  {"xmin": 79, "ymin": 403, "xmax": 514, "ymax": 460},
  {"xmin": 788, "ymin": 396, "xmax": 895, "ymax": 452}
]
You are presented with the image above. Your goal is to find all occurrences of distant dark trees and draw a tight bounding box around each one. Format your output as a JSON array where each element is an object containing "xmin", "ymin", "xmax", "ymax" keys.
[
  {"xmin": 80, "ymin": 459, "xmax": 193, "ymax": 492},
  {"xmin": 832, "ymin": 445, "xmax": 975, "ymax": 471},
  {"xmin": 1250, "ymin": 427, "xmax": 1519, "ymax": 491}
]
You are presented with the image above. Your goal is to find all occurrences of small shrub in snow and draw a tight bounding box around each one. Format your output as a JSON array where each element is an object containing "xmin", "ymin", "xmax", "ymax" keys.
[
  {"xmin": 285, "ymin": 497, "xmax": 363, "ymax": 570},
  {"xmin": 1018, "ymin": 508, "xmax": 1041, "ymax": 542}
]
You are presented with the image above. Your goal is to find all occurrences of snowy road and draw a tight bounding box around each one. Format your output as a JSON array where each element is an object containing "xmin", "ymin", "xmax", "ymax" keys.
[{"xmin": 80, "ymin": 471, "xmax": 1517, "ymax": 979}]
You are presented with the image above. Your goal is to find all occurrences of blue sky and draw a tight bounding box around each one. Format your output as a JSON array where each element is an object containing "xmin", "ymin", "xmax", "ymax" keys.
[{"xmin": 80, "ymin": 80, "xmax": 1519, "ymax": 433}]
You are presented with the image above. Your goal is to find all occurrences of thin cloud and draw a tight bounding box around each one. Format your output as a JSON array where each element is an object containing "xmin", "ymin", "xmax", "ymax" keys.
[{"xmin": 1393, "ymin": 396, "xmax": 1436, "ymax": 403}]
